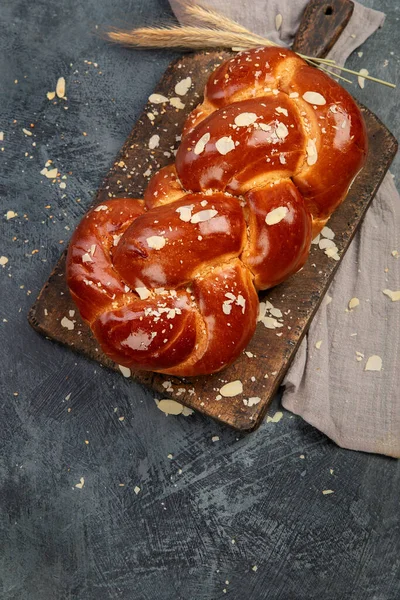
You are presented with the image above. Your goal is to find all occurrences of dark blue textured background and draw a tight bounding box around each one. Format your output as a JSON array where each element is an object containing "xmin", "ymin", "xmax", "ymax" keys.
[{"xmin": 0, "ymin": 1, "xmax": 399, "ymax": 598}]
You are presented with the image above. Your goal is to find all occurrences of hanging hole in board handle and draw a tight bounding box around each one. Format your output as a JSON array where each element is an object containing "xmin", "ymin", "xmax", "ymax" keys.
[{"xmin": 325, "ymin": 6, "xmax": 334, "ymax": 15}]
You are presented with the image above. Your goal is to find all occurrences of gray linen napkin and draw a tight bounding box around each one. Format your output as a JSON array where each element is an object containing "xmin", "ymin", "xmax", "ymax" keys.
[{"xmin": 170, "ymin": 0, "xmax": 400, "ymax": 457}]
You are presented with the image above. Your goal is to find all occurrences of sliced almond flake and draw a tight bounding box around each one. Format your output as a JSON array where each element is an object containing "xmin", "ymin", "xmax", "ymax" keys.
[
  {"xmin": 259, "ymin": 123, "xmax": 271, "ymax": 132},
  {"xmin": 47, "ymin": 91, "xmax": 56, "ymax": 100},
  {"xmin": 146, "ymin": 235, "xmax": 166, "ymax": 250},
  {"xmin": 247, "ymin": 397, "xmax": 261, "ymax": 407},
  {"xmin": 325, "ymin": 247, "xmax": 340, "ymax": 260},
  {"xmin": 306, "ymin": 138, "xmax": 318, "ymax": 166},
  {"xmin": 148, "ymin": 93, "xmax": 168, "ymax": 104},
  {"xmin": 322, "ymin": 489, "xmax": 334, "ymax": 495},
  {"xmin": 182, "ymin": 406, "xmax": 194, "ymax": 417},
  {"xmin": 302, "ymin": 91, "xmax": 326, "ymax": 106},
  {"xmin": 279, "ymin": 154, "xmax": 286, "ymax": 164},
  {"xmin": 41, "ymin": 166, "xmax": 58, "ymax": 179},
  {"xmin": 219, "ymin": 380, "xmax": 243, "ymax": 397},
  {"xmin": 275, "ymin": 14, "xmax": 283, "ymax": 31},
  {"xmin": 56, "ymin": 77, "xmax": 66, "ymax": 98},
  {"xmin": 245, "ymin": 351, "xmax": 254, "ymax": 358},
  {"xmin": 275, "ymin": 122, "xmax": 289, "ymax": 139},
  {"xmin": 112, "ymin": 234, "xmax": 122, "ymax": 246},
  {"xmin": 234, "ymin": 112, "xmax": 258, "ymax": 127},
  {"xmin": 190, "ymin": 209, "xmax": 218, "ymax": 224},
  {"xmin": 212, "ymin": 435, "xmax": 220, "ymax": 442},
  {"xmin": 265, "ymin": 206, "xmax": 288, "ymax": 225},
  {"xmin": 194, "ymin": 133, "xmax": 210, "ymax": 155},
  {"xmin": 157, "ymin": 399, "xmax": 184, "ymax": 415},
  {"xmin": 269, "ymin": 307, "xmax": 282, "ymax": 318},
  {"xmin": 134, "ymin": 486, "xmax": 141, "ymax": 495},
  {"xmin": 365, "ymin": 355, "xmax": 382, "ymax": 372},
  {"xmin": 275, "ymin": 106, "xmax": 288, "ymax": 117},
  {"xmin": 383, "ymin": 289, "xmax": 400, "ymax": 301},
  {"xmin": 61, "ymin": 316, "xmax": 74, "ymax": 330},
  {"xmin": 356, "ymin": 351, "xmax": 364, "ymax": 358},
  {"xmin": 321, "ymin": 226, "xmax": 335, "ymax": 239},
  {"xmin": 176, "ymin": 204, "xmax": 194, "ymax": 222},
  {"xmin": 118, "ymin": 365, "xmax": 131, "ymax": 378},
  {"xmin": 215, "ymin": 136, "xmax": 235, "ymax": 155},
  {"xmin": 260, "ymin": 316, "xmax": 282, "ymax": 329},
  {"xmin": 315, "ymin": 340, "xmax": 322, "ymax": 349},
  {"xmin": 75, "ymin": 477, "xmax": 85, "ymax": 489},
  {"xmin": 90, "ymin": 244, "xmax": 96, "ymax": 256},
  {"xmin": 0, "ymin": 256, "xmax": 8, "ymax": 266},
  {"xmin": 175, "ymin": 77, "xmax": 192, "ymax": 96},
  {"xmin": 94, "ymin": 204, "xmax": 109, "ymax": 212},
  {"xmin": 391, "ymin": 250, "xmax": 399, "ymax": 258},
  {"xmin": 222, "ymin": 301, "xmax": 232, "ymax": 315},
  {"xmin": 266, "ymin": 411, "xmax": 283, "ymax": 423},
  {"xmin": 170, "ymin": 97, "xmax": 185, "ymax": 109},
  {"xmin": 348, "ymin": 297, "xmax": 360, "ymax": 310},
  {"xmin": 135, "ymin": 287, "xmax": 151, "ymax": 300},
  {"xmin": 82, "ymin": 252, "xmax": 93, "ymax": 263},
  {"xmin": 358, "ymin": 69, "xmax": 369, "ymax": 89},
  {"xmin": 289, "ymin": 92, "xmax": 299, "ymax": 98},
  {"xmin": 22, "ymin": 128, "xmax": 32, "ymax": 136},
  {"xmin": 252, "ymin": 566, "xmax": 258, "ymax": 572},
  {"xmin": 319, "ymin": 238, "xmax": 336, "ymax": 250},
  {"xmin": 149, "ymin": 134, "xmax": 160, "ymax": 150},
  {"xmin": 325, "ymin": 295, "xmax": 333, "ymax": 306}
]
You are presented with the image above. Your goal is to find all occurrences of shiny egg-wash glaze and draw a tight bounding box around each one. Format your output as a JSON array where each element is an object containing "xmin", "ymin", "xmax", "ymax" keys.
[{"xmin": 67, "ymin": 46, "xmax": 368, "ymax": 377}]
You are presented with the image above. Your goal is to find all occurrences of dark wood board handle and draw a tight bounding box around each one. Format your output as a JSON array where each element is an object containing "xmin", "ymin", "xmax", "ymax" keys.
[{"xmin": 292, "ymin": 0, "xmax": 354, "ymax": 57}]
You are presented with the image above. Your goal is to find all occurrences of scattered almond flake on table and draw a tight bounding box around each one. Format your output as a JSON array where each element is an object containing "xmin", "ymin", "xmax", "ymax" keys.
[
  {"xmin": 382, "ymin": 289, "xmax": 400, "ymax": 302},
  {"xmin": 149, "ymin": 134, "xmax": 160, "ymax": 150},
  {"xmin": 265, "ymin": 206, "xmax": 288, "ymax": 225},
  {"xmin": 322, "ymin": 489, "xmax": 334, "ymax": 495},
  {"xmin": 348, "ymin": 297, "xmax": 360, "ymax": 310},
  {"xmin": 365, "ymin": 355, "xmax": 382, "ymax": 372},
  {"xmin": 275, "ymin": 14, "xmax": 283, "ymax": 31},
  {"xmin": 46, "ymin": 91, "xmax": 55, "ymax": 100},
  {"xmin": 41, "ymin": 166, "xmax": 58, "ymax": 179},
  {"xmin": 0, "ymin": 256, "xmax": 9, "ymax": 266},
  {"xmin": 243, "ymin": 397, "xmax": 261, "ymax": 407},
  {"xmin": 219, "ymin": 380, "xmax": 243, "ymax": 397},
  {"xmin": 302, "ymin": 91, "xmax": 326, "ymax": 106},
  {"xmin": 75, "ymin": 477, "xmax": 85, "ymax": 489},
  {"xmin": 252, "ymin": 566, "xmax": 258, "ymax": 573},
  {"xmin": 59, "ymin": 182, "xmax": 66, "ymax": 190},
  {"xmin": 118, "ymin": 365, "xmax": 131, "ymax": 378},
  {"xmin": 175, "ymin": 77, "xmax": 192, "ymax": 96},
  {"xmin": 266, "ymin": 411, "xmax": 283, "ymax": 423},
  {"xmin": 22, "ymin": 128, "xmax": 32, "ymax": 136},
  {"xmin": 157, "ymin": 399, "xmax": 184, "ymax": 415},
  {"xmin": 6, "ymin": 210, "xmax": 17, "ymax": 220},
  {"xmin": 315, "ymin": 340, "xmax": 322, "ymax": 349},
  {"xmin": 134, "ymin": 486, "xmax": 141, "ymax": 495},
  {"xmin": 358, "ymin": 69, "xmax": 369, "ymax": 89},
  {"xmin": 56, "ymin": 76, "xmax": 66, "ymax": 98},
  {"xmin": 211, "ymin": 436, "xmax": 220, "ymax": 442},
  {"xmin": 234, "ymin": 112, "xmax": 258, "ymax": 127},
  {"xmin": 61, "ymin": 316, "xmax": 74, "ymax": 330},
  {"xmin": 149, "ymin": 93, "xmax": 168, "ymax": 104},
  {"xmin": 216, "ymin": 136, "xmax": 235, "ymax": 155},
  {"xmin": 146, "ymin": 235, "xmax": 166, "ymax": 250},
  {"xmin": 0, "ymin": 131, "xmax": 4, "ymax": 141}
]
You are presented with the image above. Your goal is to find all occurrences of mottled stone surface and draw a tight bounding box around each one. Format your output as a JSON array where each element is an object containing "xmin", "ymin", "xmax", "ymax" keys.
[{"xmin": 0, "ymin": 1, "xmax": 399, "ymax": 599}]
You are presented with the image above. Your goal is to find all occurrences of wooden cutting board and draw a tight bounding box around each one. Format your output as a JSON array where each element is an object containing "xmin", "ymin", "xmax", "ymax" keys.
[{"xmin": 28, "ymin": 0, "xmax": 398, "ymax": 430}]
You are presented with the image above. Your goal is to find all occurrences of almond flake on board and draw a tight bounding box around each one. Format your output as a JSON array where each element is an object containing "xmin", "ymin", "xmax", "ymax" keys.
[
  {"xmin": 61, "ymin": 316, "xmax": 74, "ymax": 330},
  {"xmin": 175, "ymin": 77, "xmax": 192, "ymax": 96},
  {"xmin": 275, "ymin": 14, "xmax": 283, "ymax": 31},
  {"xmin": 365, "ymin": 355, "xmax": 382, "ymax": 372},
  {"xmin": 315, "ymin": 340, "xmax": 322, "ymax": 349},
  {"xmin": 118, "ymin": 365, "xmax": 131, "ymax": 378},
  {"xmin": 219, "ymin": 380, "xmax": 243, "ymax": 397},
  {"xmin": 157, "ymin": 399, "xmax": 184, "ymax": 415},
  {"xmin": 149, "ymin": 134, "xmax": 160, "ymax": 150},
  {"xmin": 382, "ymin": 289, "xmax": 400, "ymax": 302},
  {"xmin": 170, "ymin": 97, "xmax": 185, "ymax": 109},
  {"xmin": 243, "ymin": 397, "xmax": 261, "ymax": 407},
  {"xmin": 149, "ymin": 93, "xmax": 168, "ymax": 104}
]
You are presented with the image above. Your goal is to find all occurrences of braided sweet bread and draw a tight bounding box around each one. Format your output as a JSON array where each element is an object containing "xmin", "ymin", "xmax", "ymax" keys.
[{"xmin": 67, "ymin": 46, "xmax": 367, "ymax": 377}]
